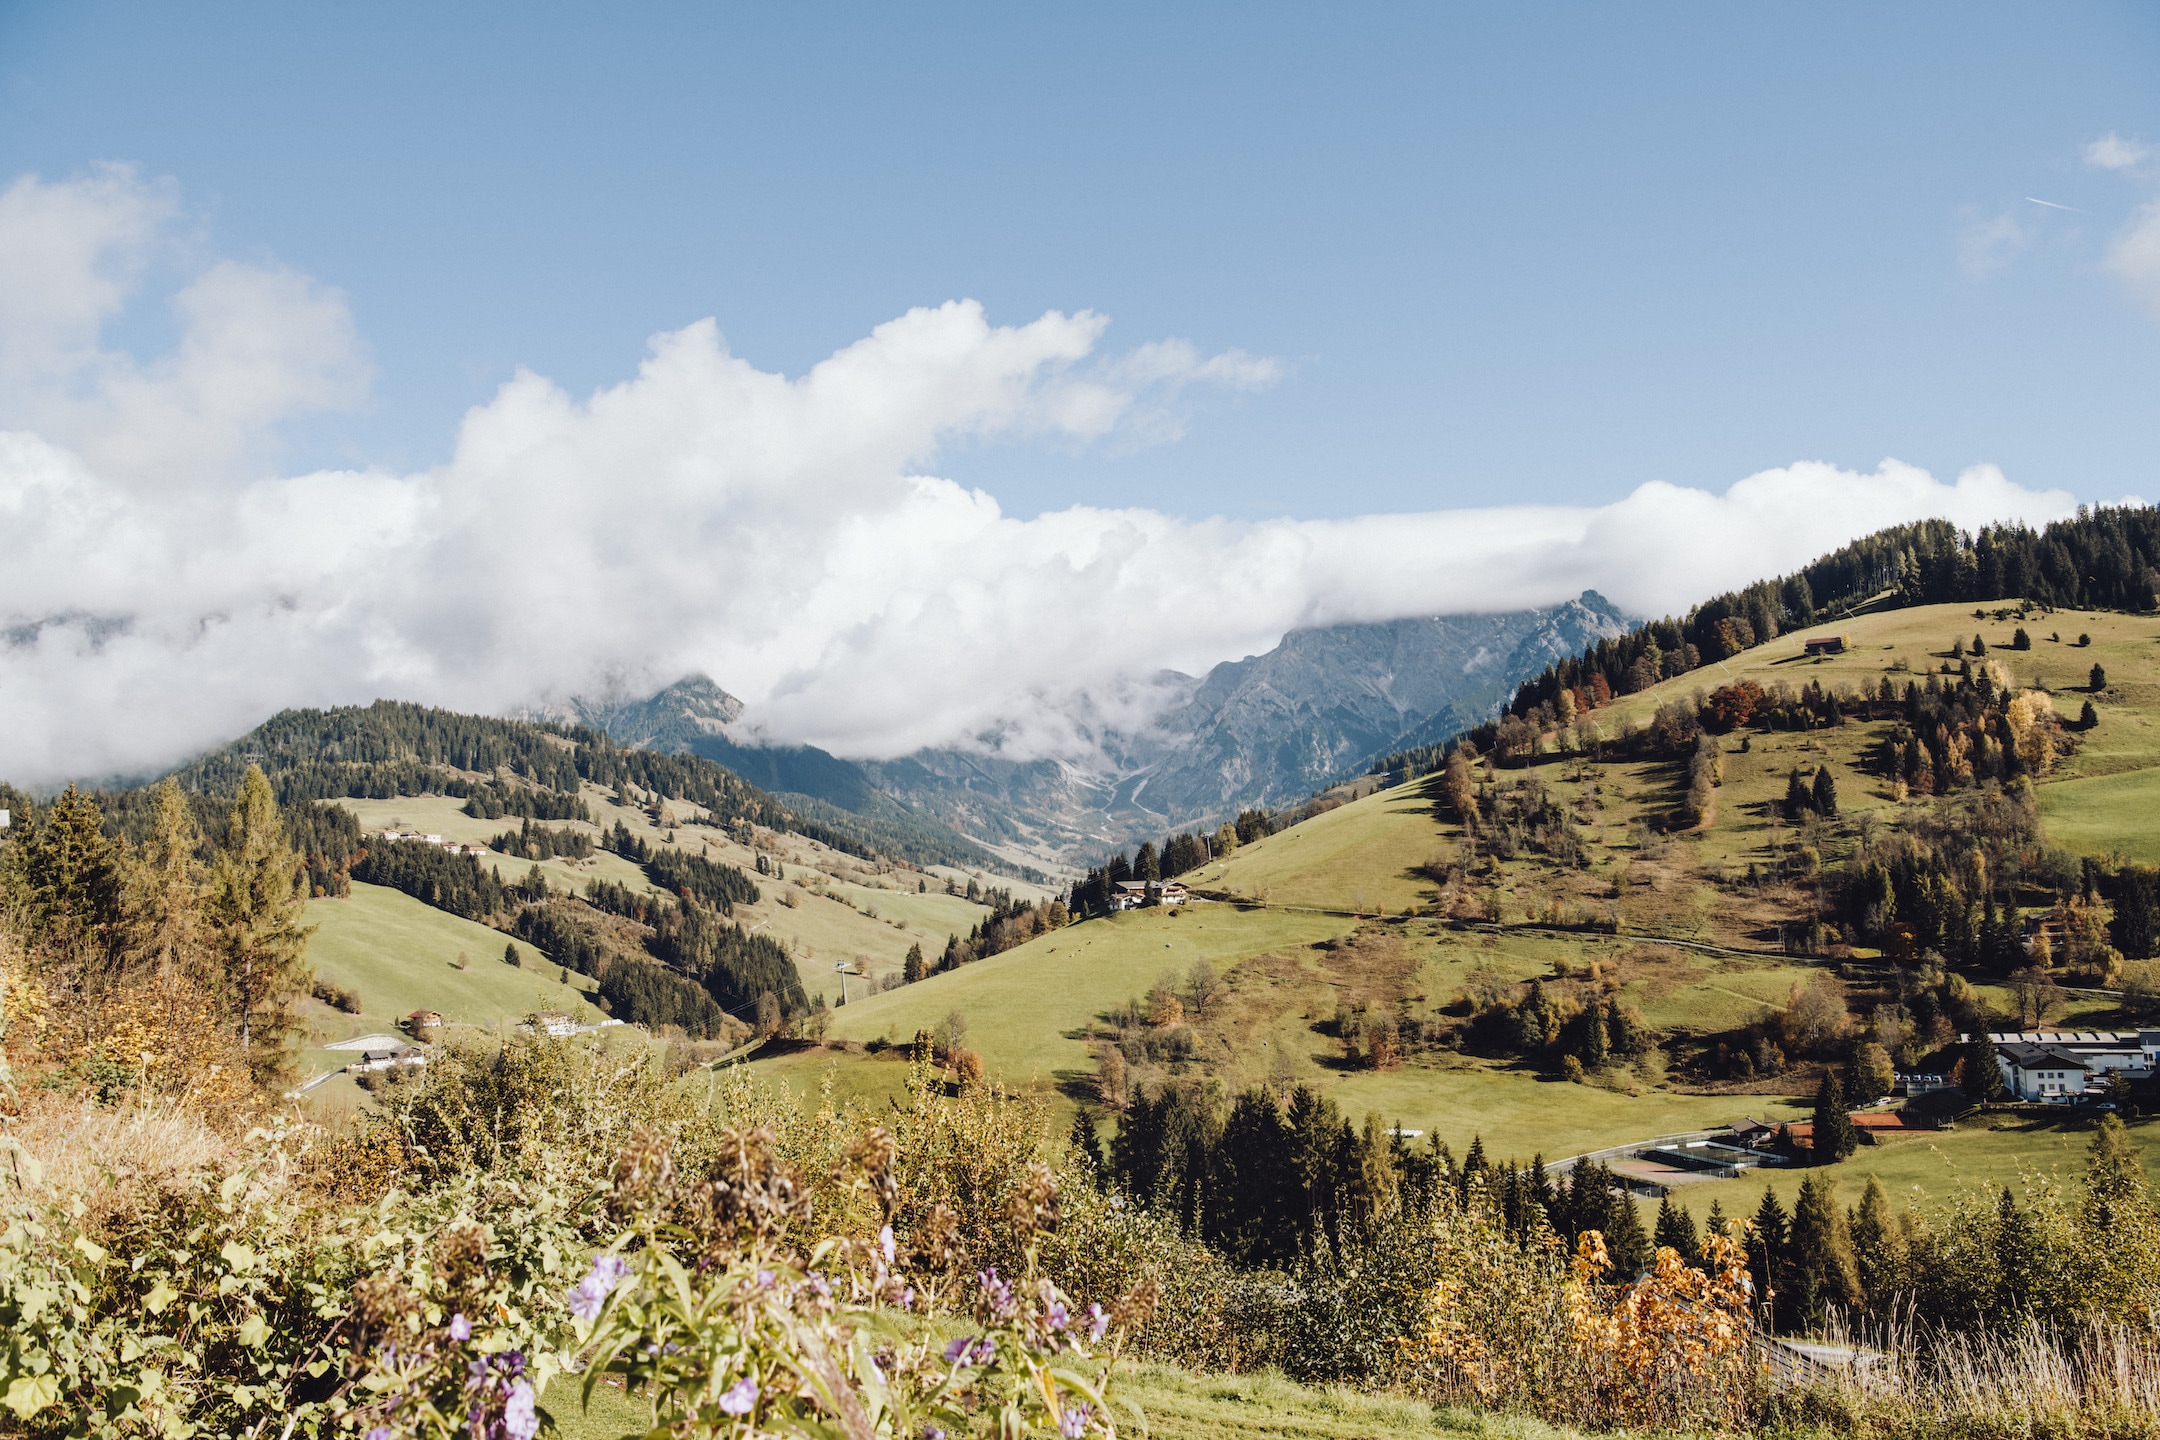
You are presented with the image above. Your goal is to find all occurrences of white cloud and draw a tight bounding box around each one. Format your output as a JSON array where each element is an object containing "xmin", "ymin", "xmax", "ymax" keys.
[
  {"xmin": 2086, "ymin": 132, "xmax": 2151, "ymax": 172},
  {"xmin": 0, "ymin": 165, "xmax": 369, "ymax": 489},
  {"xmin": 0, "ymin": 170, "xmax": 2083, "ymax": 787},
  {"xmin": 2104, "ymin": 199, "xmax": 2160, "ymax": 320},
  {"xmin": 1958, "ymin": 210, "xmax": 2028, "ymax": 278}
]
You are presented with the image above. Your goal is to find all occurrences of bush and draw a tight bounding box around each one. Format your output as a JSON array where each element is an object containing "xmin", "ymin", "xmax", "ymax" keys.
[{"xmin": 311, "ymin": 977, "xmax": 362, "ymax": 1013}]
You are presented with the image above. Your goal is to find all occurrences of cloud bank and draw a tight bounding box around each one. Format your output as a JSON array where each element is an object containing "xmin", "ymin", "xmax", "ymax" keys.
[{"xmin": 0, "ymin": 169, "xmax": 2079, "ymax": 786}]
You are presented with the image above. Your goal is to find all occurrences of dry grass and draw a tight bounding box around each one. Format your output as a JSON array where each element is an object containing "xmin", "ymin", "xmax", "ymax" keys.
[{"xmin": 5, "ymin": 1090, "xmax": 245, "ymax": 1228}]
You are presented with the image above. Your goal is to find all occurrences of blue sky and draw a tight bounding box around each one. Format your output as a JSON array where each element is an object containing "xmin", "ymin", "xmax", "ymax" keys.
[{"xmin": 4, "ymin": 2, "xmax": 2156, "ymax": 520}]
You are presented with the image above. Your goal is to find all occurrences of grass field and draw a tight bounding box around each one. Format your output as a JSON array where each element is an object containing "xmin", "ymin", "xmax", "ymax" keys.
[
  {"xmin": 296, "ymin": 881, "xmax": 605, "ymax": 1098},
  {"xmin": 336, "ymin": 783, "xmax": 1001, "ymax": 1000},
  {"xmin": 2036, "ymin": 766, "xmax": 2160, "ymax": 865},
  {"xmin": 1665, "ymin": 1111, "xmax": 2160, "ymax": 1227},
  {"xmin": 549, "ymin": 1361, "xmax": 1610, "ymax": 1440}
]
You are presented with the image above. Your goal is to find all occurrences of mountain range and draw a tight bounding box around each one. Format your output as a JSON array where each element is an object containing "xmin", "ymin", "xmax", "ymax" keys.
[{"xmin": 550, "ymin": 592, "xmax": 1629, "ymax": 869}]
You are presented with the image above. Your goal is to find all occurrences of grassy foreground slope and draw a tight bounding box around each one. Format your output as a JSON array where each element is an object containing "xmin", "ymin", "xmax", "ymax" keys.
[{"xmin": 555, "ymin": 1363, "xmax": 1612, "ymax": 1440}]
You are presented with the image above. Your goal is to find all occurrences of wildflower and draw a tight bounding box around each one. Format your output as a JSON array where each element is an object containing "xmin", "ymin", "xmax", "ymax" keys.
[
  {"xmin": 755, "ymin": 1268, "xmax": 776, "ymax": 1288},
  {"xmin": 978, "ymin": 1266, "xmax": 1016, "ymax": 1320},
  {"xmin": 804, "ymin": 1274, "xmax": 832, "ymax": 1301},
  {"xmin": 879, "ymin": 1224, "xmax": 897, "ymax": 1265},
  {"xmin": 943, "ymin": 1334, "xmax": 993, "ymax": 1367},
  {"xmin": 1059, "ymin": 1402, "xmax": 1092, "ymax": 1438},
  {"xmin": 367, "ymin": 1430, "xmax": 391, "ymax": 1440},
  {"xmin": 568, "ymin": 1254, "xmax": 630, "ymax": 1322},
  {"xmin": 1086, "ymin": 1303, "xmax": 1109, "ymax": 1342},
  {"xmin": 448, "ymin": 1313, "xmax": 472, "ymax": 1342},
  {"xmin": 504, "ymin": 1380, "xmax": 538, "ymax": 1440},
  {"xmin": 718, "ymin": 1377, "xmax": 759, "ymax": 1416},
  {"xmin": 1045, "ymin": 1300, "xmax": 1069, "ymax": 1332}
]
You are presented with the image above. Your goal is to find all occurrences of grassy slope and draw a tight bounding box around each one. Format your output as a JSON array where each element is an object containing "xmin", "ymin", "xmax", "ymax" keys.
[
  {"xmin": 296, "ymin": 880, "xmax": 607, "ymax": 1101},
  {"xmin": 753, "ymin": 601, "xmax": 2160, "ymax": 1162},
  {"xmin": 552, "ymin": 1364, "xmax": 1618, "ymax": 1440},
  {"xmin": 335, "ymin": 783, "xmax": 1005, "ymax": 1002}
]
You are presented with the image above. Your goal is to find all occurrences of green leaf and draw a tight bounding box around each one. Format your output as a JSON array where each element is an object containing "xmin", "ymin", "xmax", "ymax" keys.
[
  {"xmin": 220, "ymin": 1239, "xmax": 257, "ymax": 1272},
  {"xmin": 236, "ymin": 1313, "xmax": 270, "ymax": 1348},
  {"xmin": 143, "ymin": 1278, "xmax": 179, "ymax": 1315},
  {"xmin": 71, "ymin": 1234, "xmax": 108, "ymax": 1265},
  {"xmin": 2, "ymin": 1374, "xmax": 60, "ymax": 1419}
]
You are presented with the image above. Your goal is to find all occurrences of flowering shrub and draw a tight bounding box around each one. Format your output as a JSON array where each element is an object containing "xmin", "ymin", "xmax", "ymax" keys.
[{"xmin": 348, "ymin": 1121, "xmax": 1151, "ymax": 1438}]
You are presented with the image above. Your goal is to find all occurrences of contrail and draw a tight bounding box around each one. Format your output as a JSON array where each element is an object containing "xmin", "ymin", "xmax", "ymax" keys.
[{"xmin": 2025, "ymin": 196, "xmax": 2082, "ymax": 212}]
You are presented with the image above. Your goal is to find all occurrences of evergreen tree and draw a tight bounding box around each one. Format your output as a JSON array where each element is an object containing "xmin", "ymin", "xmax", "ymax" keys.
[
  {"xmin": 1134, "ymin": 841, "xmax": 1161, "ymax": 882},
  {"xmin": 132, "ymin": 777, "xmax": 206, "ymax": 987},
  {"xmin": 1785, "ymin": 767, "xmax": 1814, "ymax": 819},
  {"xmin": 1962, "ymin": 1016, "xmax": 2006, "ymax": 1103},
  {"xmin": 1207, "ymin": 1087, "xmax": 1295, "ymax": 1265},
  {"xmin": 1705, "ymin": 1197, "xmax": 1730, "ymax": 1241},
  {"xmin": 2113, "ymin": 872, "xmax": 2159, "ymax": 961},
  {"xmin": 207, "ymin": 765, "xmax": 316, "ymax": 1083},
  {"xmin": 16, "ymin": 784, "xmax": 129, "ymax": 1036},
  {"xmin": 1811, "ymin": 765, "xmax": 1839, "ymax": 816},
  {"xmin": 1580, "ymin": 1003, "xmax": 1610, "ymax": 1069},
  {"xmin": 1067, "ymin": 1106, "xmax": 1108, "ymax": 1190},
  {"xmin": 2091, "ymin": 662, "xmax": 2108, "ymax": 691},
  {"xmin": 1605, "ymin": 1188, "xmax": 1653, "ymax": 1278},
  {"xmin": 1458, "ymin": 1133, "xmax": 1489, "ymax": 1202},
  {"xmin": 1785, "ymin": 1172, "xmax": 1862, "ymax": 1328},
  {"xmin": 2082, "ymin": 1113, "xmax": 2147, "ymax": 1234},
  {"xmin": 1748, "ymin": 1188, "xmax": 1791, "ymax": 1329},
  {"xmin": 1850, "ymin": 1174, "xmax": 1900, "ymax": 1314},
  {"xmin": 503, "ymin": 940, "xmax": 519, "ymax": 966},
  {"xmin": 2081, "ymin": 698, "xmax": 2100, "ymax": 729},
  {"xmin": 1654, "ymin": 1194, "xmax": 1700, "ymax": 1265},
  {"xmin": 903, "ymin": 942, "xmax": 926, "ymax": 984},
  {"xmin": 1812, "ymin": 1069, "xmax": 1859, "ymax": 1164}
]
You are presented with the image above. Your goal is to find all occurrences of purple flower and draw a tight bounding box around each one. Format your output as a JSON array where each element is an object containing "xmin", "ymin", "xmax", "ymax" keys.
[
  {"xmin": 943, "ymin": 1334, "xmax": 993, "ymax": 1367},
  {"xmin": 755, "ymin": 1268, "xmax": 776, "ymax": 1289},
  {"xmin": 804, "ymin": 1274, "xmax": 832, "ymax": 1301},
  {"xmin": 568, "ymin": 1254, "xmax": 630, "ymax": 1322},
  {"xmin": 1045, "ymin": 1300, "xmax": 1069, "ymax": 1332},
  {"xmin": 879, "ymin": 1225, "xmax": 896, "ymax": 1264},
  {"xmin": 1086, "ymin": 1304, "xmax": 1108, "ymax": 1343},
  {"xmin": 897, "ymin": 1285, "xmax": 915, "ymax": 1311},
  {"xmin": 448, "ymin": 1312, "xmax": 472, "ymax": 1342},
  {"xmin": 718, "ymin": 1376, "xmax": 759, "ymax": 1416},
  {"xmin": 978, "ymin": 1266, "xmax": 1016, "ymax": 1319},
  {"xmin": 504, "ymin": 1380, "xmax": 538, "ymax": 1440},
  {"xmin": 1059, "ymin": 1403, "xmax": 1093, "ymax": 1438},
  {"xmin": 367, "ymin": 1430, "xmax": 391, "ymax": 1440}
]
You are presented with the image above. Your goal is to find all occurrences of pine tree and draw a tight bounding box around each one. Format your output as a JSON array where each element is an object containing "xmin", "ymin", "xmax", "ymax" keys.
[
  {"xmin": 1458, "ymin": 1134, "xmax": 1489, "ymax": 1202},
  {"xmin": 1963, "ymin": 1015, "xmax": 2006, "ymax": 1103},
  {"xmin": 2091, "ymin": 662, "xmax": 2108, "ymax": 691},
  {"xmin": 1850, "ymin": 1174, "xmax": 1900, "ymax": 1314},
  {"xmin": 2113, "ymin": 874, "xmax": 2159, "ymax": 961},
  {"xmin": 207, "ymin": 765, "xmax": 316, "ymax": 1084},
  {"xmin": 1654, "ymin": 1194, "xmax": 1700, "ymax": 1265},
  {"xmin": 1067, "ymin": 1106, "xmax": 1108, "ymax": 1190},
  {"xmin": 2082, "ymin": 1113, "xmax": 2147, "ymax": 1234},
  {"xmin": 903, "ymin": 942, "xmax": 926, "ymax": 984},
  {"xmin": 1580, "ymin": 1004, "xmax": 1610, "ymax": 1069},
  {"xmin": 1749, "ymin": 1188, "xmax": 1790, "ymax": 1329},
  {"xmin": 503, "ymin": 940, "xmax": 519, "ymax": 966},
  {"xmin": 1994, "ymin": 1186, "xmax": 2038, "ymax": 1316},
  {"xmin": 17, "ymin": 784, "xmax": 128, "ymax": 1035},
  {"xmin": 1786, "ymin": 1172, "xmax": 1862, "ymax": 1327},
  {"xmin": 1134, "ymin": 841, "xmax": 1161, "ymax": 882},
  {"xmin": 1705, "ymin": 1197, "xmax": 1730, "ymax": 1241},
  {"xmin": 1785, "ymin": 767, "xmax": 1814, "ymax": 820},
  {"xmin": 1811, "ymin": 765, "xmax": 1839, "ymax": 816},
  {"xmin": 1812, "ymin": 1069, "xmax": 1859, "ymax": 1164},
  {"xmin": 2081, "ymin": 699, "xmax": 2100, "ymax": 729},
  {"xmin": 132, "ymin": 777, "xmax": 206, "ymax": 986},
  {"xmin": 1605, "ymin": 1188, "xmax": 1653, "ymax": 1278}
]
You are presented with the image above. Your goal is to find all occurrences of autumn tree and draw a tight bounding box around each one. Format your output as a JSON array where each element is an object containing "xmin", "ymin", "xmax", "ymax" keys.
[{"xmin": 206, "ymin": 766, "xmax": 316, "ymax": 1083}]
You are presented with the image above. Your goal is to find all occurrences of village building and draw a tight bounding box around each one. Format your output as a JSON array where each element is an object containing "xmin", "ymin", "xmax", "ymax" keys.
[
  {"xmin": 1110, "ymin": 880, "xmax": 1190, "ymax": 910},
  {"xmin": 1801, "ymin": 634, "xmax": 1847, "ymax": 656},
  {"xmin": 324, "ymin": 1032, "xmax": 429, "ymax": 1073},
  {"xmin": 1985, "ymin": 1030, "xmax": 2160, "ymax": 1102}
]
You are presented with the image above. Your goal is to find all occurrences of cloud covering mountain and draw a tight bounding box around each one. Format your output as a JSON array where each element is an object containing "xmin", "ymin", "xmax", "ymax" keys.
[{"xmin": 0, "ymin": 167, "xmax": 2084, "ymax": 786}]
